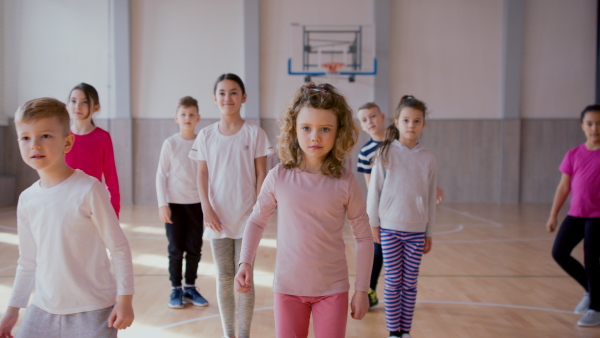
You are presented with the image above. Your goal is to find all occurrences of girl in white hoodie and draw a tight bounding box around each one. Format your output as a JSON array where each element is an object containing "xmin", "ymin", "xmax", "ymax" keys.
[{"xmin": 366, "ymin": 95, "xmax": 437, "ymax": 338}]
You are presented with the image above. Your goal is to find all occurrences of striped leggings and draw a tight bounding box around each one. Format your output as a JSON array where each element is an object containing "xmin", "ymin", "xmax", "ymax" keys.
[{"xmin": 381, "ymin": 228, "xmax": 425, "ymax": 332}]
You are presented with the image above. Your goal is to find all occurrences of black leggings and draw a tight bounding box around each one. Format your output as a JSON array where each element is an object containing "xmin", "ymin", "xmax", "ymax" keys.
[
  {"xmin": 370, "ymin": 242, "xmax": 383, "ymax": 291},
  {"xmin": 166, "ymin": 203, "xmax": 204, "ymax": 287},
  {"xmin": 552, "ymin": 216, "xmax": 600, "ymax": 310}
]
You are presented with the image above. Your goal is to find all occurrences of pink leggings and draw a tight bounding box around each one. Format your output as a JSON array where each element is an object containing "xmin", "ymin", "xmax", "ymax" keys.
[{"xmin": 274, "ymin": 292, "xmax": 348, "ymax": 338}]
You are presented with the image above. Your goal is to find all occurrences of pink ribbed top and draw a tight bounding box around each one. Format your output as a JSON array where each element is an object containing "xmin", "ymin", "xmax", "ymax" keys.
[{"xmin": 239, "ymin": 164, "xmax": 373, "ymax": 297}]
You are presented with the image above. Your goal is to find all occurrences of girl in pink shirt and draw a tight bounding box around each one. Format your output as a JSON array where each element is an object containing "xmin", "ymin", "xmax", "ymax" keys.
[
  {"xmin": 65, "ymin": 83, "xmax": 120, "ymax": 217},
  {"xmin": 235, "ymin": 83, "xmax": 374, "ymax": 338},
  {"xmin": 546, "ymin": 104, "xmax": 600, "ymax": 327}
]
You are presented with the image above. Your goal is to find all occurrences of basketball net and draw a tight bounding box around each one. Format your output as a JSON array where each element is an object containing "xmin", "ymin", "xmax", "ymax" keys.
[{"xmin": 321, "ymin": 62, "xmax": 344, "ymax": 83}]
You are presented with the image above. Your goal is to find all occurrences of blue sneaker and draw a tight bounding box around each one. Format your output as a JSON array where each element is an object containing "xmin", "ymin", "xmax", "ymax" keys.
[
  {"xmin": 169, "ymin": 287, "xmax": 184, "ymax": 309},
  {"xmin": 183, "ymin": 286, "xmax": 209, "ymax": 306}
]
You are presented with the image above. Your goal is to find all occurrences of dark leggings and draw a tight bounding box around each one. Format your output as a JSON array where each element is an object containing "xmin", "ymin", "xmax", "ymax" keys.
[
  {"xmin": 370, "ymin": 242, "xmax": 383, "ymax": 291},
  {"xmin": 552, "ymin": 216, "xmax": 600, "ymax": 310},
  {"xmin": 166, "ymin": 203, "xmax": 204, "ymax": 287}
]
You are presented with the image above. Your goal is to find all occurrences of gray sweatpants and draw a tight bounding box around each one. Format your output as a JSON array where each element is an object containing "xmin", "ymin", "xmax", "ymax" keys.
[
  {"xmin": 211, "ymin": 238, "xmax": 255, "ymax": 338},
  {"xmin": 17, "ymin": 305, "xmax": 116, "ymax": 338}
]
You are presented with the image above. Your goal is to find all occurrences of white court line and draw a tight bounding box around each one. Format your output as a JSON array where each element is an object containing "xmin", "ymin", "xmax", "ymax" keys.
[
  {"xmin": 0, "ymin": 225, "xmax": 16, "ymax": 231},
  {"xmin": 432, "ymin": 225, "xmax": 464, "ymax": 236},
  {"xmin": 156, "ymin": 301, "xmax": 573, "ymax": 330},
  {"xmin": 435, "ymin": 236, "xmax": 554, "ymax": 244},
  {"xmin": 126, "ymin": 235, "xmax": 164, "ymax": 239},
  {"xmin": 156, "ymin": 306, "xmax": 274, "ymax": 330},
  {"xmin": 417, "ymin": 300, "xmax": 573, "ymax": 314},
  {"xmin": 439, "ymin": 206, "xmax": 503, "ymax": 227},
  {"xmin": 255, "ymin": 224, "xmax": 465, "ymax": 239},
  {"xmin": 0, "ymin": 265, "xmax": 15, "ymax": 274}
]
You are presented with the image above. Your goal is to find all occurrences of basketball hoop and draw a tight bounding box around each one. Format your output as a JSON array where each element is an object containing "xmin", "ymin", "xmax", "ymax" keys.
[{"xmin": 322, "ymin": 62, "xmax": 345, "ymax": 74}]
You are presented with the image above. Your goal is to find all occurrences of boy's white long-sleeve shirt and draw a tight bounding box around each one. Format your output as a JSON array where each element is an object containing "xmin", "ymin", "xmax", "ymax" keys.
[
  {"xmin": 8, "ymin": 170, "xmax": 135, "ymax": 315},
  {"xmin": 367, "ymin": 140, "xmax": 437, "ymax": 236},
  {"xmin": 156, "ymin": 133, "xmax": 200, "ymax": 207}
]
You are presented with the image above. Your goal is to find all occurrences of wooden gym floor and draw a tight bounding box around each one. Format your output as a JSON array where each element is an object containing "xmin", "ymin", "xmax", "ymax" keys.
[{"xmin": 0, "ymin": 204, "xmax": 598, "ymax": 338}]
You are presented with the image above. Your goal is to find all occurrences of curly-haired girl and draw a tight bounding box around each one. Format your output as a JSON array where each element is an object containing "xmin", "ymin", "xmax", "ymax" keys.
[{"xmin": 234, "ymin": 83, "xmax": 374, "ymax": 338}]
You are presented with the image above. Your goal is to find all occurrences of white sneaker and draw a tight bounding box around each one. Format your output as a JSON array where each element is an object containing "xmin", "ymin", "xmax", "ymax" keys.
[
  {"xmin": 577, "ymin": 310, "xmax": 600, "ymax": 327},
  {"xmin": 574, "ymin": 292, "xmax": 590, "ymax": 314}
]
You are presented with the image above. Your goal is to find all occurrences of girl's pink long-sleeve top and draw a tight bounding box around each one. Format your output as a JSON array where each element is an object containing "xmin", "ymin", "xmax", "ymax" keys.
[
  {"xmin": 239, "ymin": 164, "xmax": 374, "ymax": 297},
  {"xmin": 66, "ymin": 127, "xmax": 120, "ymax": 217}
]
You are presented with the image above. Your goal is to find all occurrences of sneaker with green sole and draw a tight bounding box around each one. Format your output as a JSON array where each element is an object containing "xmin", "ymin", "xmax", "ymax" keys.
[{"xmin": 368, "ymin": 288, "xmax": 379, "ymax": 309}]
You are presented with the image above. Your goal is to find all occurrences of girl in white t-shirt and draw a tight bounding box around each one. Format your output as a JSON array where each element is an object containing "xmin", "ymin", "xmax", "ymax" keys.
[{"xmin": 189, "ymin": 73, "xmax": 273, "ymax": 338}]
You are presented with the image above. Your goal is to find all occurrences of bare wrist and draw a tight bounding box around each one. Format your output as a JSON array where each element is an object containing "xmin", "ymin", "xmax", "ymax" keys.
[{"xmin": 6, "ymin": 306, "xmax": 20, "ymax": 314}]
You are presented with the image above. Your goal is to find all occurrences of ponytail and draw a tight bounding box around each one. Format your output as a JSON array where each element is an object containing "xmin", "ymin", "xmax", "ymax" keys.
[{"xmin": 376, "ymin": 124, "xmax": 400, "ymax": 168}]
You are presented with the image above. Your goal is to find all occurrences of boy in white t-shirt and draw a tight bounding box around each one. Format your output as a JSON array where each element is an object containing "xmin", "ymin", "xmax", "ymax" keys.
[
  {"xmin": 156, "ymin": 96, "xmax": 208, "ymax": 309},
  {"xmin": 0, "ymin": 98, "xmax": 134, "ymax": 338}
]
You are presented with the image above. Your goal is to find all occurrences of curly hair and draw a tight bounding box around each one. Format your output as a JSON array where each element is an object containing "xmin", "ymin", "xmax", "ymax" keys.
[{"xmin": 277, "ymin": 82, "xmax": 358, "ymax": 178}]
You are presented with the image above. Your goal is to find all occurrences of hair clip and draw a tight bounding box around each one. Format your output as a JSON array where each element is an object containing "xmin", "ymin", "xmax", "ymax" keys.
[{"xmin": 309, "ymin": 88, "xmax": 327, "ymax": 93}]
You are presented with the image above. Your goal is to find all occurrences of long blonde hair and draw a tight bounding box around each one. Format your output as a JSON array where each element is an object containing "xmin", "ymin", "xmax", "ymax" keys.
[{"xmin": 278, "ymin": 82, "xmax": 358, "ymax": 178}]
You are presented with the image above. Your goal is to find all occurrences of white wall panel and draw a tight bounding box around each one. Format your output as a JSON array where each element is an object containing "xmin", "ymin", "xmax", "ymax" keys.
[
  {"xmin": 131, "ymin": 0, "xmax": 244, "ymax": 119},
  {"xmin": 521, "ymin": 0, "xmax": 596, "ymax": 119}
]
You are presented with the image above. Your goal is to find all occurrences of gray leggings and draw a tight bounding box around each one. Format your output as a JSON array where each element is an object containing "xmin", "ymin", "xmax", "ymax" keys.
[{"xmin": 211, "ymin": 238, "xmax": 255, "ymax": 338}]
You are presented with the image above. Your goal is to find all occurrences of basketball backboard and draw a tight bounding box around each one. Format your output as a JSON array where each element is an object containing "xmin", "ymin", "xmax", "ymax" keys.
[{"xmin": 288, "ymin": 24, "xmax": 377, "ymax": 82}]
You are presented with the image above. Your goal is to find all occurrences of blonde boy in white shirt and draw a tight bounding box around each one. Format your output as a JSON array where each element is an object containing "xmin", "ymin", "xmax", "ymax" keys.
[
  {"xmin": 0, "ymin": 98, "xmax": 134, "ymax": 338},
  {"xmin": 156, "ymin": 96, "xmax": 208, "ymax": 309}
]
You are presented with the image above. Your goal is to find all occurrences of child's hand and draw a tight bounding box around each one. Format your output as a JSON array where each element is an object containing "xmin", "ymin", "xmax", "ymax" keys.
[
  {"xmin": 546, "ymin": 216, "xmax": 557, "ymax": 233},
  {"xmin": 371, "ymin": 227, "xmax": 381, "ymax": 244},
  {"xmin": 436, "ymin": 186, "xmax": 445, "ymax": 204},
  {"xmin": 235, "ymin": 263, "xmax": 253, "ymax": 293},
  {"xmin": 159, "ymin": 206, "xmax": 172, "ymax": 224},
  {"xmin": 0, "ymin": 307, "xmax": 19, "ymax": 338},
  {"xmin": 203, "ymin": 206, "xmax": 223, "ymax": 232},
  {"xmin": 108, "ymin": 295, "xmax": 134, "ymax": 330},
  {"xmin": 350, "ymin": 291, "xmax": 369, "ymax": 320},
  {"xmin": 423, "ymin": 237, "xmax": 432, "ymax": 254}
]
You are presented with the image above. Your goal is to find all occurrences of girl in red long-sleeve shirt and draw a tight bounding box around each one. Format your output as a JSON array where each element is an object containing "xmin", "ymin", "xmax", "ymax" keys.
[{"xmin": 65, "ymin": 83, "xmax": 120, "ymax": 217}]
